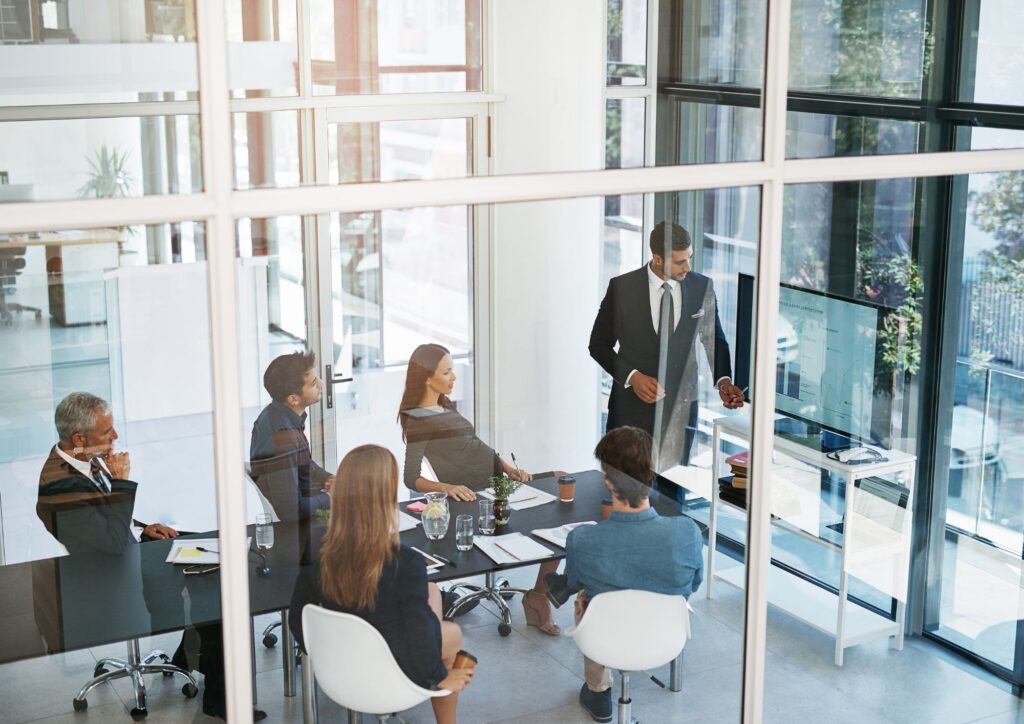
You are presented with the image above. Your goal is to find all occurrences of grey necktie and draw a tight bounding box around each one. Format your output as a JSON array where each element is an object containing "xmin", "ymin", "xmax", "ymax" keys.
[{"xmin": 653, "ymin": 282, "xmax": 674, "ymax": 454}]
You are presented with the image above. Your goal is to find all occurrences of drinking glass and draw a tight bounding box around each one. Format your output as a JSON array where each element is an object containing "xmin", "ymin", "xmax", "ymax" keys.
[
  {"xmin": 422, "ymin": 491, "xmax": 451, "ymax": 540},
  {"xmin": 455, "ymin": 514, "xmax": 474, "ymax": 551},
  {"xmin": 255, "ymin": 513, "xmax": 274, "ymax": 550},
  {"xmin": 478, "ymin": 499, "xmax": 495, "ymax": 535}
]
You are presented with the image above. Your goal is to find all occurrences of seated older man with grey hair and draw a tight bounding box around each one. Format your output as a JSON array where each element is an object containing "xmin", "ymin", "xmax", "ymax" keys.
[
  {"xmin": 561, "ymin": 426, "xmax": 704, "ymax": 723},
  {"xmin": 36, "ymin": 392, "xmax": 265, "ymax": 721}
]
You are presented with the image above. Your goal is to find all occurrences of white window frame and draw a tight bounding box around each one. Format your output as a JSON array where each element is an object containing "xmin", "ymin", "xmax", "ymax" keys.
[{"xmin": 3, "ymin": 1, "xmax": 1024, "ymax": 722}]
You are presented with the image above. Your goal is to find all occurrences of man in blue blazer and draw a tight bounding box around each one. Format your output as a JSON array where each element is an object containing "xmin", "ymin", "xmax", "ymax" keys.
[{"xmin": 589, "ymin": 221, "xmax": 744, "ymax": 483}]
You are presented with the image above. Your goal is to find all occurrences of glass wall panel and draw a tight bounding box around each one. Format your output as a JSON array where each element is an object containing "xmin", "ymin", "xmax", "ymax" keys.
[
  {"xmin": 605, "ymin": 98, "xmax": 646, "ymax": 169},
  {"xmin": 789, "ymin": 0, "xmax": 929, "ymax": 99},
  {"xmin": 787, "ymin": 112, "xmax": 921, "ymax": 159},
  {"xmin": 659, "ymin": 0, "xmax": 766, "ymax": 88},
  {"xmin": 657, "ymin": 99, "xmax": 762, "ymax": 165},
  {"xmin": 0, "ymin": 222, "xmax": 233, "ymax": 722},
  {"xmin": 0, "ymin": 0, "xmax": 199, "ymax": 106},
  {"xmin": 310, "ymin": 0, "xmax": 483, "ymax": 95},
  {"xmin": 958, "ymin": 0, "xmax": 1024, "ymax": 106},
  {"xmin": 227, "ymin": 0, "xmax": 298, "ymax": 98},
  {"xmin": 607, "ymin": 0, "xmax": 648, "ymax": 85},
  {"xmin": 0, "ymin": 115, "xmax": 201, "ymax": 203},
  {"xmin": 329, "ymin": 118, "xmax": 471, "ymax": 185},
  {"xmin": 233, "ymin": 111, "xmax": 301, "ymax": 190}
]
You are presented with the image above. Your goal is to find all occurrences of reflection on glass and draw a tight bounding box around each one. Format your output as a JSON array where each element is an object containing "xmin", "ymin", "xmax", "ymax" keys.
[
  {"xmin": 659, "ymin": 0, "xmax": 766, "ymax": 87},
  {"xmin": 656, "ymin": 101, "xmax": 761, "ymax": 165},
  {"xmin": 0, "ymin": 0, "xmax": 199, "ymax": 106},
  {"xmin": 329, "ymin": 118, "xmax": 470, "ymax": 185},
  {"xmin": 605, "ymin": 98, "xmax": 646, "ymax": 169},
  {"xmin": 310, "ymin": 0, "xmax": 483, "ymax": 95},
  {"xmin": 787, "ymin": 112, "xmax": 920, "ymax": 159},
  {"xmin": 233, "ymin": 111, "xmax": 301, "ymax": 190},
  {"xmin": 959, "ymin": 0, "xmax": 1024, "ymax": 106},
  {"xmin": 789, "ymin": 0, "xmax": 929, "ymax": 99},
  {"xmin": 606, "ymin": 0, "xmax": 647, "ymax": 85},
  {"xmin": 0, "ymin": 115, "xmax": 201, "ymax": 202}
]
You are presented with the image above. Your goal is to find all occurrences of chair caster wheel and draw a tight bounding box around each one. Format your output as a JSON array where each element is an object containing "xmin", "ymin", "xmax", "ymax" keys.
[
  {"xmin": 72, "ymin": 698, "xmax": 87, "ymax": 712},
  {"xmin": 130, "ymin": 706, "xmax": 148, "ymax": 720},
  {"xmin": 93, "ymin": 665, "xmax": 108, "ymax": 677},
  {"xmin": 182, "ymin": 683, "xmax": 199, "ymax": 698},
  {"xmin": 262, "ymin": 633, "xmax": 278, "ymax": 648},
  {"xmin": 498, "ymin": 623, "xmax": 512, "ymax": 637}
]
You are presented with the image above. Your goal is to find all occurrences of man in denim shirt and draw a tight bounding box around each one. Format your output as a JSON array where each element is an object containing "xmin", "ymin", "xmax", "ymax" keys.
[{"xmin": 564, "ymin": 426, "xmax": 704, "ymax": 722}]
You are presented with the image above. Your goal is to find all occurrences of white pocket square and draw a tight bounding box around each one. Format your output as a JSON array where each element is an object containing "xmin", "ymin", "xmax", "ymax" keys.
[{"xmin": 690, "ymin": 309, "xmax": 705, "ymax": 318}]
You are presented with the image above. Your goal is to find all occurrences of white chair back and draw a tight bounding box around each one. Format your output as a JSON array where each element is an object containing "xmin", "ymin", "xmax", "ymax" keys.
[
  {"xmin": 301, "ymin": 604, "xmax": 450, "ymax": 715},
  {"xmin": 567, "ymin": 589, "xmax": 689, "ymax": 672}
]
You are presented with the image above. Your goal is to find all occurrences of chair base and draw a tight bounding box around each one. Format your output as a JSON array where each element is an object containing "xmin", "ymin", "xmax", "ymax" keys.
[
  {"xmin": 262, "ymin": 619, "xmax": 281, "ymax": 647},
  {"xmin": 444, "ymin": 571, "xmax": 530, "ymax": 637},
  {"xmin": 73, "ymin": 639, "xmax": 197, "ymax": 718}
]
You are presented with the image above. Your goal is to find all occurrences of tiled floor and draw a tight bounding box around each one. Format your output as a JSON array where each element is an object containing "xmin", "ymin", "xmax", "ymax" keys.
[{"xmin": 3, "ymin": 558, "xmax": 1021, "ymax": 724}]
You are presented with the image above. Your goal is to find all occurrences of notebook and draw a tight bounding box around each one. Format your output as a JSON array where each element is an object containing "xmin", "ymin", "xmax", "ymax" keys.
[
  {"xmin": 479, "ymin": 484, "xmax": 558, "ymax": 510},
  {"xmin": 398, "ymin": 510, "xmax": 420, "ymax": 532},
  {"xmin": 474, "ymin": 532, "xmax": 555, "ymax": 565},
  {"xmin": 531, "ymin": 521, "xmax": 597, "ymax": 548}
]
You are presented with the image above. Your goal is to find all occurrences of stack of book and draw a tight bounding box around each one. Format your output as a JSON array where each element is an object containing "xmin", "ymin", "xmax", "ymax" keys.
[{"xmin": 718, "ymin": 450, "xmax": 749, "ymax": 508}]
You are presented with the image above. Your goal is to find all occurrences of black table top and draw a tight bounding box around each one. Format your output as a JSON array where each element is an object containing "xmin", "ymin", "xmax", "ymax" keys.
[{"xmin": 0, "ymin": 469, "xmax": 683, "ymax": 666}]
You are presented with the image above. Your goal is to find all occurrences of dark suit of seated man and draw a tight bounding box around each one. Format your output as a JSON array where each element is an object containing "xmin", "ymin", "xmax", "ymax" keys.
[
  {"xmin": 249, "ymin": 350, "xmax": 333, "ymax": 523},
  {"xmin": 562, "ymin": 427, "xmax": 704, "ymax": 723},
  {"xmin": 37, "ymin": 392, "xmax": 265, "ymax": 722}
]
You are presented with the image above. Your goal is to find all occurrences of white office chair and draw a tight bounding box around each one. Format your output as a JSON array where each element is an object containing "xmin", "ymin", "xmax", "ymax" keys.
[
  {"xmin": 301, "ymin": 604, "xmax": 451, "ymax": 722},
  {"xmin": 567, "ymin": 590, "xmax": 690, "ymax": 724}
]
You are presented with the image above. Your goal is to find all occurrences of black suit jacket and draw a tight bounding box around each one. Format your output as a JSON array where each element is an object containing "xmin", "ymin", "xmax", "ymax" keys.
[{"xmin": 589, "ymin": 266, "xmax": 732, "ymax": 440}]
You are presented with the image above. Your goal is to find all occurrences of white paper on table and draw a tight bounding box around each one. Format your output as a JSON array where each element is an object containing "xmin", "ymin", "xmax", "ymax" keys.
[
  {"xmin": 397, "ymin": 510, "xmax": 420, "ymax": 532},
  {"xmin": 531, "ymin": 521, "xmax": 597, "ymax": 548},
  {"xmin": 474, "ymin": 532, "xmax": 555, "ymax": 565},
  {"xmin": 165, "ymin": 537, "xmax": 251, "ymax": 564},
  {"xmin": 479, "ymin": 484, "xmax": 558, "ymax": 510}
]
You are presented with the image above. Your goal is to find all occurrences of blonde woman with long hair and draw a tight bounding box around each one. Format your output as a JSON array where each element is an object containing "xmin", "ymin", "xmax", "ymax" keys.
[{"xmin": 290, "ymin": 445, "xmax": 473, "ymax": 724}]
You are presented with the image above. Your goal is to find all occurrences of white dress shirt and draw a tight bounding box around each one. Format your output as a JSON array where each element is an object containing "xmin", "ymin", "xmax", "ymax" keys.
[{"xmin": 625, "ymin": 263, "xmax": 730, "ymax": 390}]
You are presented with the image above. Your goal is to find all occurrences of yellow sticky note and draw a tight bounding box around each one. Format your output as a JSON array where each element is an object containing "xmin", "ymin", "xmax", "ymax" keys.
[{"xmin": 177, "ymin": 548, "xmax": 201, "ymax": 559}]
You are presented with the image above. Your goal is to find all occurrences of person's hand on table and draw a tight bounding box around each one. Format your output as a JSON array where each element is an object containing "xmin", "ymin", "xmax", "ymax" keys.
[
  {"xmin": 630, "ymin": 372, "xmax": 665, "ymax": 403},
  {"xmin": 718, "ymin": 379, "xmax": 746, "ymax": 409},
  {"xmin": 143, "ymin": 523, "xmax": 179, "ymax": 540},
  {"xmin": 445, "ymin": 484, "xmax": 476, "ymax": 502},
  {"xmin": 438, "ymin": 667, "xmax": 474, "ymax": 693}
]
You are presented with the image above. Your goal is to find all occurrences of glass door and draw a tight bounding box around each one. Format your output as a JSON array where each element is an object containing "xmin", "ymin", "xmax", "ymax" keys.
[{"xmin": 312, "ymin": 105, "xmax": 488, "ymax": 477}]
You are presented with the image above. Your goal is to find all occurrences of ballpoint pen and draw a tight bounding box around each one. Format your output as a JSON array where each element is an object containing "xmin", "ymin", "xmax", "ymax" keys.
[{"xmin": 510, "ymin": 452, "xmax": 524, "ymax": 480}]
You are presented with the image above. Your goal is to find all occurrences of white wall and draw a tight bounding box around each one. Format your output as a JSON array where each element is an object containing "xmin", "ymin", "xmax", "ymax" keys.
[{"xmin": 490, "ymin": 0, "xmax": 606, "ymax": 473}]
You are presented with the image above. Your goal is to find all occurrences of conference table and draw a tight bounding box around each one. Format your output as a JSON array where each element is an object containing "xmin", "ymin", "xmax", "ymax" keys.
[{"xmin": 0, "ymin": 470, "xmax": 688, "ymax": 721}]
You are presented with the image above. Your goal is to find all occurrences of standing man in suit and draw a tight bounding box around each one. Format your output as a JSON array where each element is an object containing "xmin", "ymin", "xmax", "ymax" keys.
[{"xmin": 589, "ymin": 221, "xmax": 745, "ymax": 493}]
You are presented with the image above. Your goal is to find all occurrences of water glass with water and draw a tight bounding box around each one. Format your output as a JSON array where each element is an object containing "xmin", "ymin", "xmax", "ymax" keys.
[
  {"xmin": 478, "ymin": 499, "xmax": 495, "ymax": 535},
  {"xmin": 255, "ymin": 513, "xmax": 274, "ymax": 550},
  {"xmin": 455, "ymin": 514, "xmax": 474, "ymax": 551}
]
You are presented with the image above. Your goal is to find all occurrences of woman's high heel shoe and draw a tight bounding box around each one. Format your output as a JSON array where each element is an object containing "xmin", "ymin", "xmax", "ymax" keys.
[{"xmin": 522, "ymin": 591, "xmax": 561, "ymax": 636}]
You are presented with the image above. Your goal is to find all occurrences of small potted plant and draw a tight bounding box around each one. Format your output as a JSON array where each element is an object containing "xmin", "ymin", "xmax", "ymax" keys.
[{"xmin": 487, "ymin": 474, "xmax": 521, "ymax": 526}]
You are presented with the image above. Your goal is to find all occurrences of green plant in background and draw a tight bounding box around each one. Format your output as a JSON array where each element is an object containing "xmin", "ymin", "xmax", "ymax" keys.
[
  {"xmin": 487, "ymin": 474, "xmax": 522, "ymax": 501},
  {"xmin": 967, "ymin": 255, "xmax": 1024, "ymax": 371},
  {"xmin": 856, "ymin": 236, "xmax": 924, "ymax": 374},
  {"xmin": 78, "ymin": 145, "xmax": 136, "ymax": 199},
  {"xmin": 78, "ymin": 145, "xmax": 137, "ymax": 242},
  {"xmin": 315, "ymin": 508, "xmax": 330, "ymax": 524}
]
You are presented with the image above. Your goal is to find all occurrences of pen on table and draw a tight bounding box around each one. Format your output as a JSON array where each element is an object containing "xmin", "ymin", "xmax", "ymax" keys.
[
  {"xmin": 410, "ymin": 546, "xmax": 444, "ymax": 566},
  {"xmin": 433, "ymin": 553, "xmax": 457, "ymax": 568},
  {"xmin": 196, "ymin": 546, "xmax": 218, "ymax": 554}
]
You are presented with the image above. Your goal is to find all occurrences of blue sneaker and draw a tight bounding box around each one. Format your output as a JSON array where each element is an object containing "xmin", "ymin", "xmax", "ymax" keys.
[{"xmin": 579, "ymin": 683, "xmax": 612, "ymax": 722}]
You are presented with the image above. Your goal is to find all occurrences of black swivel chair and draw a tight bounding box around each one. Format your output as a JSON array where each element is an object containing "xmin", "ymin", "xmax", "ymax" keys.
[{"xmin": 0, "ymin": 245, "xmax": 42, "ymax": 325}]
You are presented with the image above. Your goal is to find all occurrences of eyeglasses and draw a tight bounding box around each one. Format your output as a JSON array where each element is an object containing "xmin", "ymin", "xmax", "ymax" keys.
[
  {"xmin": 183, "ymin": 564, "xmax": 220, "ymax": 576},
  {"xmin": 825, "ymin": 446, "xmax": 888, "ymax": 465}
]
